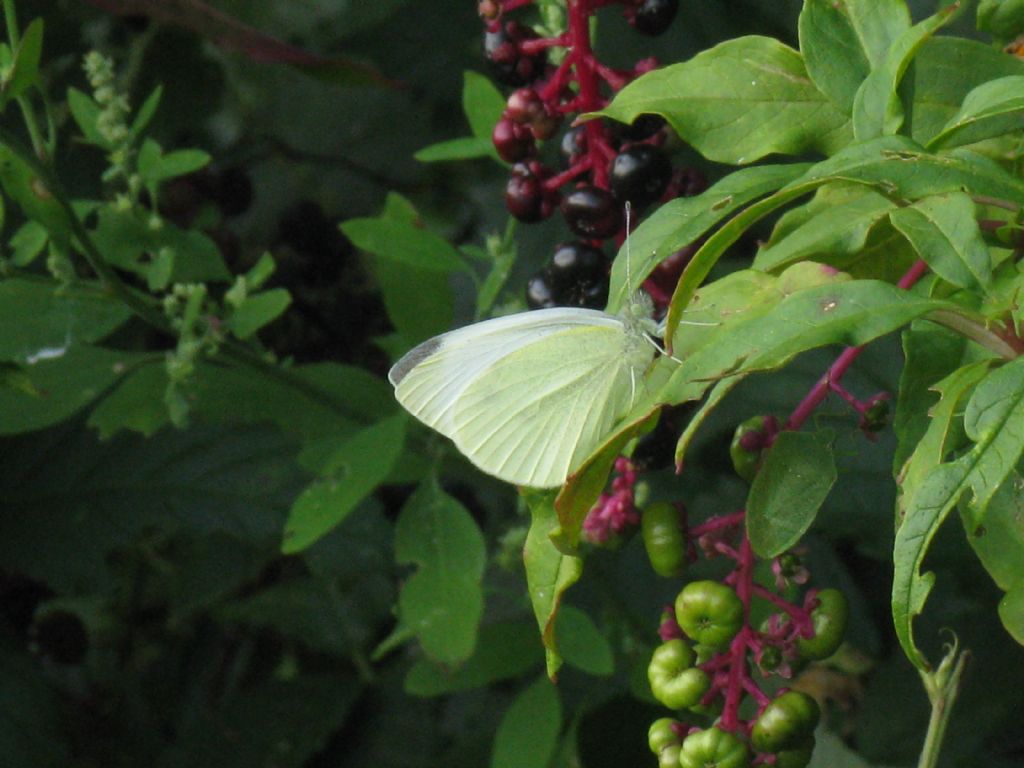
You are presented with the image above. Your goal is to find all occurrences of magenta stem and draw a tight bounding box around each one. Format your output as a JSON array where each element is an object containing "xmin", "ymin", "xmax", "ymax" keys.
[
  {"xmin": 689, "ymin": 511, "xmax": 744, "ymax": 538},
  {"xmin": 785, "ymin": 259, "xmax": 929, "ymax": 431}
]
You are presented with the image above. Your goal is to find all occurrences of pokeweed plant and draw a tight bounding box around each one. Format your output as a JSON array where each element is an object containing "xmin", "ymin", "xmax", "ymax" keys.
[
  {"xmin": 361, "ymin": 0, "xmax": 1024, "ymax": 766},
  {"xmin": 2, "ymin": 0, "xmax": 1024, "ymax": 766}
]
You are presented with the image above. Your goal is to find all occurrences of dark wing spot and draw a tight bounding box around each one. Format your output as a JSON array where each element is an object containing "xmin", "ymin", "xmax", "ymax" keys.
[{"xmin": 388, "ymin": 337, "xmax": 443, "ymax": 386}]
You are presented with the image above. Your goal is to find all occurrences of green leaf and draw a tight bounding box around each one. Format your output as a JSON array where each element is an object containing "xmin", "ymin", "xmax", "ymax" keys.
[
  {"xmin": 341, "ymin": 217, "xmax": 469, "ymax": 273},
  {"xmin": 998, "ymin": 582, "xmax": 1024, "ymax": 644},
  {"xmin": 491, "ymin": 676, "xmax": 562, "ymax": 768},
  {"xmin": 66, "ymin": 87, "xmax": 107, "ymax": 147},
  {"xmin": 798, "ymin": 0, "xmax": 871, "ymax": 113},
  {"xmin": 0, "ymin": 345, "xmax": 145, "ymax": 435},
  {"xmin": 9, "ymin": 220, "xmax": 47, "ymax": 266},
  {"xmin": 87, "ymin": 360, "xmax": 170, "ymax": 438},
  {"xmin": 607, "ymin": 163, "xmax": 811, "ymax": 313},
  {"xmin": 592, "ymin": 36, "xmax": 851, "ymax": 165},
  {"xmin": 226, "ymin": 288, "xmax": 292, "ymax": 339},
  {"xmin": 523, "ymin": 489, "xmax": 582, "ymax": 680},
  {"xmin": 889, "ymin": 192, "xmax": 993, "ymax": 292},
  {"xmin": 137, "ymin": 139, "xmax": 211, "ymax": 184},
  {"xmin": 755, "ymin": 184, "xmax": 897, "ymax": 273},
  {"xmin": 404, "ymin": 620, "xmax": 544, "ymax": 696},
  {"xmin": 852, "ymin": 5, "xmax": 959, "ymax": 140},
  {"xmin": 927, "ymin": 76, "xmax": 1024, "ymax": 150},
  {"xmin": 282, "ymin": 413, "xmax": 406, "ymax": 553},
  {"xmin": 362, "ymin": 193, "xmax": 456, "ymax": 347},
  {"xmin": 845, "ymin": 0, "xmax": 911, "ymax": 69},
  {"xmin": 892, "ymin": 324, "xmax": 972, "ymax": 478},
  {"xmin": 963, "ymin": 470, "xmax": 1024, "ymax": 592},
  {"xmin": 127, "ymin": 84, "xmax": 163, "ymax": 141},
  {"xmin": 908, "ymin": 37, "xmax": 1024, "ymax": 145},
  {"xmin": 664, "ymin": 135, "xmax": 1024, "ymax": 335},
  {"xmin": 3, "ymin": 18, "xmax": 44, "ymax": 104},
  {"xmin": 463, "ymin": 69, "xmax": 505, "ymax": 141},
  {"xmin": 672, "ymin": 263, "xmax": 844, "ymax": 361},
  {"xmin": 0, "ymin": 147, "xmax": 71, "ymax": 246},
  {"xmin": 896, "ymin": 360, "xmax": 991, "ymax": 525},
  {"xmin": 372, "ymin": 253, "xmax": 454, "ymax": 349},
  {"xmin": 978, "ymin": 0, "xmax": 1024, "ymax": 39},
  {"xmin": 90, "ymin": 206, "xmax": 230, "ymax": 283},
  {"xmin": 663, "ymin": 280, "xmax": 946, "ymax": 412},
  {"xmin": 553, "ymin": 605, "xmax": 614, "ymax": 676},
  {"xmin": 747, "ymin": 431, "xmax": 837, "ymax": 557},
  {"xmin": 414, "ymin": 136, "xmax": 493, "ymax": 163},
  {"xmin": 0, "ymin": 279, "xmax": 131, "ymax": 362},
  {"xmin": 192, "ymin": 360, "xmax": 392, "ymax": 443},
  {"xmin": 394, "ymin": 477, "xmax": 486, "ymax": 664},
  {"xmin": 893, "ymin": 357, "xmax": 1024, "ymax": 668},
  {"xmin": 0, "ymin": 422, "xmax": 304, "ymax": 592}
]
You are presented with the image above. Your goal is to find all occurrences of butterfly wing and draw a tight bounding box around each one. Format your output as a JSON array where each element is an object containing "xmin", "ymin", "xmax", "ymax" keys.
[{"xmin": 390, "ymin": 308, "xmax": 655, "ymax": 488}]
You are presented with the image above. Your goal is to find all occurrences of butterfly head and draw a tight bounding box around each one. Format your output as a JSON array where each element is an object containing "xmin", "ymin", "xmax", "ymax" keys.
[{"xmin": 619, "ymin": 291, "xmax": 659, "ymax": 338}]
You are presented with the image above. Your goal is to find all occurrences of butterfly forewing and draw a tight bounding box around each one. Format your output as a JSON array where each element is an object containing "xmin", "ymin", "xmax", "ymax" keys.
[{"xmin": 390, "ymin": 307, "xmax": 655, "ymax": 488}]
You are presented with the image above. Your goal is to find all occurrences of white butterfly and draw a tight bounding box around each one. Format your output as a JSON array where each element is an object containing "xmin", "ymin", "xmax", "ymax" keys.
[{"xmin": 388, "ymin": 294, "xmax": 661, "ymax": 488}]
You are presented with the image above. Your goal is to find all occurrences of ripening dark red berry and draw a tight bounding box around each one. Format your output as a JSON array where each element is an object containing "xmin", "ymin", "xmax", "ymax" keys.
[
  {"xmin": 478, "ymin": 0, "xmax": 500, "ymax": 21},
  {"xmin": 609, "ymin": 144, "xmax": 672, "ymax": 210},
  {"xmin": 665, "ymin": 166, "xmax": 709, "ymax": 199},
  {"xmin": 506, "ymin": 162, "xmax": 555, "ymax": 222},
  {"xmin": 484, "ymin": 21, "xmax": 547, "ymax": 86},
  {"xmin": 628, "ymin": 0, "xmax": 679, "ymax": 36},
  {"xmin": 561, "ymin": 185, "xmax": 621, "ymax": 239},
  {"xmin": 506, "ymin": 88, "xmax": 544, "ymax": 124},
  {"xmin": 493, "ymin": 117, "xmax": 535, "ymax": 162}
]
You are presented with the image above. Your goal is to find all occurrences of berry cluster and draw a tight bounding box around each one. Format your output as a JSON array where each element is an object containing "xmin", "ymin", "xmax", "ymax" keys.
[
  {"xmin": 480, "ymin": 0, "xmax": 705, "ymax": 311},
  {"xmin": 641, "ymin": 509, "xmax": 849, "ymax": 768},
  {"xmin": 578, "ymin": 410, "xmax": 853, "ymax": 768}
]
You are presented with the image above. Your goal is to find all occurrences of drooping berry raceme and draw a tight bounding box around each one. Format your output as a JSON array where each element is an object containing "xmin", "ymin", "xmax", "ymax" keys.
[{"xmin": 481, "ymin": 0, "xmax": 702, "ymax": 310}]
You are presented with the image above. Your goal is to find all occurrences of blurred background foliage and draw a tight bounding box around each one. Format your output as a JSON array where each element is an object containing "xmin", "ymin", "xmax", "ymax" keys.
[{"xmin": 1, "ymin": 1, "xmax": 1022, "ymax": 767}]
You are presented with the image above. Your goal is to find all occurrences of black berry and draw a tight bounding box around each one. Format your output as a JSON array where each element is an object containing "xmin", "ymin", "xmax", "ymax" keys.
[
  {"xmin": 526, "ymin": 273, "xmax": 557, "ymax": 309},
  {"xmin": 618, "ymin": 113, "xmax": 667, "ymax": 142},
  {"xmin": 665, "ymin": 166, "xmax": 708, "ymax": 199},
  {"xmin": 628, "ymin": 0, "xmax": 679, "ymax": 36},
  {"xmin": 560, "ymin": 126, "xmax": 586, "ymax": 161},
  {"xmin": 609, "ymin": 144, "xmax": 672, "ymax": 210},
  {"xmin": 526, "ymin": 241, "xmax": 610, "ymax": 309},
  {"xmin": 561, "ymin": 185, "xmax": 621, "ymax": 239}
]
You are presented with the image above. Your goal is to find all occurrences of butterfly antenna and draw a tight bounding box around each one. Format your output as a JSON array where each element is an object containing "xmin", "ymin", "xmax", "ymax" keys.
[{"xmin": 624, "ymin": 201, "xmax": 633, "ymax": 296}]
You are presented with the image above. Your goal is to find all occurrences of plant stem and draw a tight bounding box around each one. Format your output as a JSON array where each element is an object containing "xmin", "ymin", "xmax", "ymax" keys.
[
  {"xmin": 916, "ymin": 644, "xmax": 970, "ymax": 768},
  {"xmin": 0, "ymin": 125, "xmax": 169, "ymax": 329}
]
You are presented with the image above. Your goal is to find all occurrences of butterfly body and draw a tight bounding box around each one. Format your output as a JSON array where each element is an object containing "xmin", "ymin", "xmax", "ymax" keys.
[{"xmin": 389, "ymin": 302, "xmax": 657, "ymax": 488}]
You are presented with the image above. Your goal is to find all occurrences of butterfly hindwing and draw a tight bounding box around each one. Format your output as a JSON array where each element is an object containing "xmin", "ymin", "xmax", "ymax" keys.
[{"xmin": 390, "ymin": 307, "xmax": 655, "ymax": 488}]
